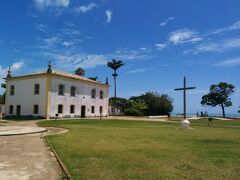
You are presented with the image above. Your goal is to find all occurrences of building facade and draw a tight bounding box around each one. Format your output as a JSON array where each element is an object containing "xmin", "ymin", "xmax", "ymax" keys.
[{"xmin": 4, "ymin": 65, "xmax": 109, "ymax": 119}]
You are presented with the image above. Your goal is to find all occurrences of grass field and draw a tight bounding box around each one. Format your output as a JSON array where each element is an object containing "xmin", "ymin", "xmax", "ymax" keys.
[
  {"xmin": 170, "ymin": 117, "xmax": 240, "ymax": 127},
  {"xmin": 38, "ymin": 119, "xmax": 240, "ymax": 180}
]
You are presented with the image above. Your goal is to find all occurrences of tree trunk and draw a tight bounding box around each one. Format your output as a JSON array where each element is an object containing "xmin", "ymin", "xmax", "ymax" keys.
[
  {"xmin": 113, "ymin": 70, "xmax": 117, "ymax": 116},
  {"xmin": 221, "ymin": 103, "xmax": 225, "ymax": 118},
  {"xmin": 114, "ymin": 70, "xmax": 117, "ymax": 99}
]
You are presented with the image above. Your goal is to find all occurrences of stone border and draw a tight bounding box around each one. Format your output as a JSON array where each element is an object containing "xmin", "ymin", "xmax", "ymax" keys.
[
  {"xmin": 0, "ymin": 127, "xmax": 47, "ymax": 136},
  {"xmin": 43, "ymin": 132, "xmax": 72, "ymax": 179}
]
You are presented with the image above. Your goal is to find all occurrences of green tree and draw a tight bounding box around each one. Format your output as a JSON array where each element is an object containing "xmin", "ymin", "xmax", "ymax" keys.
[
  {"xmin": 130, "ymin": 92, "xmax": 173, "ymax": 116},
  {"xmin": 107, "ymin": 59, "xmax": 124, "ymax": 99},
  {"xmin": 238, "ymin": 107, "xmax": 240, "ymax": 113},
  {"xmin": 109, "ymin": 97, "xmax": 129, "ymax": 114},
  {"xmin": 88, "ymin": 76, "xmax": 98, "ymax": 81},
  {"xmin": 125, "ymin": 100, "xmax": 148, "ymax": 116},
  {"xmin": 75, "ymin": 67, "xmax": 85, "ymax": 76},
  {"xmin": 1, "ymin": 83, "xmax": 6, "ymax": 104},
  {"xmin": 201, "ymin": 82, "xmax": 235, "ymax": 117}
]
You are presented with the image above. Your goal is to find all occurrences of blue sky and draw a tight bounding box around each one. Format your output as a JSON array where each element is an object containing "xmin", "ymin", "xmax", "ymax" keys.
[{"xmin": 0, "ymin": 0, "xmax": 239, "ymax": 115}]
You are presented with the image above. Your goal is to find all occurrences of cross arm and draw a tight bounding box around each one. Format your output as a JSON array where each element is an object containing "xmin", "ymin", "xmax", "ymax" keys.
[
  {"xmin": 174, "ymin": 88, "xmax": 184, "ymax": 91},
  {"xmin": 185, "ymin": 87, "xmax": 196, "ymax": 90},
  {"xmin": 174, "ymin": 87, "xmax": 196, "ymax": 91}
]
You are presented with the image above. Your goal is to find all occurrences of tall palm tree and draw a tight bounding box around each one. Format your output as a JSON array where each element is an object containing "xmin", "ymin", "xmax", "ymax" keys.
[{"xmin": 107, "ymin": 59, "xmax": 124, "ymax": 100}]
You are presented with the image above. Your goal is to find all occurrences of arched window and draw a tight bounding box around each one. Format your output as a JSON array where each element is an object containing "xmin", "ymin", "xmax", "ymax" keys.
[
  {"xmin": 10, "ymin": 85, "xmax": 15, "ymax": 95},
  {"xmin": 91, "ymin": 106, "xmax": 95, "ymax": 113},
  {"xmin": 9, "ymin": 105, "xmax": 13, "ymax": 114},
  {"xmin": 70, "ymin": 105, "xmax": 75, "ymax": 114},
  {"xmin": 33, "ymin": 105, "xmax": 39, "ymax": 114},
  {"xmin": 100, "ymin": 91, "xmax": 104, "ymax": 99},
  {"xmin": 99, "ymin": 106, "xmax": 103, "ymax": 114},
  {"xmin": 58, "ymin": 104, "xmax": 63, "ymax": 114},
  {"xmin": 58, "ymin": 84, "xmax": 65, "ymax": 95},
  {"xmin": 34, "ymin": 84, "xmax": 40, "ymax": 94},
  {"xmin": 91, "ymin": 89, "xmax": 96, "ymax": 99},
  {"xmin": 70, "ymin": 86, "xmax": 76, "ymax": 96}
]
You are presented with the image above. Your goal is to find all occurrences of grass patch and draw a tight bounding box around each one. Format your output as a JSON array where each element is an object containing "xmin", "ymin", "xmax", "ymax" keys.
[
  {"xmin": 170, "ymin": 118, "xmax": 240, "ymax": 127},
  {"xmin": 38, "ymin": 119, "xmax": 240, "ymax": 180}
]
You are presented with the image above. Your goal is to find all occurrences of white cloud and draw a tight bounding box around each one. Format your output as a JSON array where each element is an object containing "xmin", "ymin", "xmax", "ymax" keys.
[
  {"xmin": 126, "ymin": 68, "xmax": 146, "ymax": 74},
  {"xmin": 39, "ymin": 36, "xmax": 61, "ymax": 49},
  {"xmin": 41, "ymin": 46, "xmax": 152, "ymax": 71},
  {"xmin": 155, "ymin": 43, "xmax": 166, "ymax": 50},
  {"xmin": 113, "ymin": 48, "xmax": 151, "ymax": 61},
  {"xmin": 55, "ymin": 54, "xmax": 107, "ymax": 69},
  {"xmin": 196, "ymin": 38, "xmax": 240, "ymax": 53},
  {"xmin": 35, "ymin": 24, "xmax": 48, "ymax": 32},
  {"xmin": 160, "ymin": 16, "xmax": 175, "ymax": 26},
  {"xmin": 62, "ymin": 41, "xmax": 74, "ymax": 47},
  {"xmin": 139, "ymin": 47, "xmax": 147, "ymax": 51},
  {"xmin": 214, "ymin": 57, "xmax": 240, "ymax": 67},
  {"xmin": 169, "ymin": 29, "xmax": 203, "ymax": 45},
  {"xmin": 213, "ymin": 21, "xmax": 240, "ymax": 34},
  {"xmin": 105, "ymin": 10, "xmax": 112, "ymax": 23},
  {"xmin": 75, "ymin": 3, "xmax": 97, "ymax": 13},
  {"xmin": 0, "ymin": 61, "xmax": 24, "ymax": 87},
  {"xmin": 60, "ymin": 28, "xmax": 81, "ymax": 36},
  {"xmin": 34, "ymin": 0, "xmax": 70, "ymax": 9},
  {"xmin": 11, "ymin": 61, "xmax": 24, "ymax": 71},
  {"xmin": 160, "ymin": 22, "xmax": 167, "ymax": 27}
]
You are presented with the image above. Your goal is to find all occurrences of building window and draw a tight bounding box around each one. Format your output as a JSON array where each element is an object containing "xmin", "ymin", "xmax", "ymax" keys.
[
  {"xmin": 58, "ymin": 105, "xmax": 63, "ymax": 114},
  {"xmin": 70, "ymin": 86, "xmax": 76, "ymax": 96},
  {"xmin": 10, "ymin": 85, "xmax": 14, "ymax": 95},
  {"xmin": 9, "ymin": 105, "xmax": 13, "ymax": 114},
  {"xmin": 100, "ymin": 91, "xmax": 104, "ymax": 99},
  {"xmin": 91, "ymin": 89, "xmax": 96, "ymax": 99},
  {"xmin": 70, "ymin": 105, "xmax": 75, "ymax": 114},
  {"xmin": 91, "ymin": 106, "xmax": 95, "ymax": 113},
  {"xmin": 58, "ymin": 85, "xmax": 65, "ymax": 95},
  {"xmin": 34, "ymin": 84, "xmax": 40, "ymax": 94},
  {"xmin": 99, "ymin": 106, "xmax": 103, "ymax": 114},
  {"xmin": 33, "ymin": 105, "xmax": 39, "ymax": 114}
]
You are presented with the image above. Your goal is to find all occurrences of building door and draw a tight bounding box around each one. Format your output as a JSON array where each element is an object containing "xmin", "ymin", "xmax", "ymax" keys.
[
  {"xmin": 81, "ymin": 106, "xmax": 86, "ymax": 118},
  {"xmin": 16, "ymin": 105, "xmax": 21, "ymax": 117}
]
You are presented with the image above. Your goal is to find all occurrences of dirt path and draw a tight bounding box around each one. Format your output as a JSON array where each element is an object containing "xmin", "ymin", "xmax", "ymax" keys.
[{"xmin": 0, "ymin": 120, "xmax": 67, "ymax": 180}]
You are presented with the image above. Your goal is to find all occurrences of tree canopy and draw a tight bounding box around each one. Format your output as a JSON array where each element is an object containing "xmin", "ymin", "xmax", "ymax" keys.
[
  {"xmin": 110, "ymin": 92, "xmax": 173, "ymax": 116},
  {"xmin": 75, "ymin": 67, "xmax": 85, "ymax": 76},
  {"xmin": 107, "ymin": 59, "xmax": 124, "ymax": 72},
  {"xmin": 201, "ymin": 82, "xmax": 235, "ymax": 117},
  {"xmin": 109, "ymin": 97, "xmax": 129, "ymax": 114},
  {"xmin": 125, "ymin": 100, "xmax": 148, "ymax": 116},
  {"xmin": 1, "ymin": 83, "xmax": 6, "ymax": 104},
  {"xmin": 129, "ymin": 92, "xmax": 173, "ymax": 116},
  {"xmin": 88, "ymin": 76, "xmax": 98, "ymax": 81}
]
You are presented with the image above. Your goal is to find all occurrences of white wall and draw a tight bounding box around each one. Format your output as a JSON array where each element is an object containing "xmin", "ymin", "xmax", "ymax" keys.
[
  {"xmin": 5, "ymin": 75, "xmax": 109, "ymax": 118},
  {"xmin": 50, "ymin": 77, "xmax": 109, "ymax": 118},
  {"xmin": 6, "ymin": 77, "xmax": 47, "ymax": 117}
]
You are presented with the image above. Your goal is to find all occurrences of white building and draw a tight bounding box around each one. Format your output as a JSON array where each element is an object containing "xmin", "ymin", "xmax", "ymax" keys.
[{"xmin": 4, "ymin": 63, "xmax": 109, "ymax": 119}]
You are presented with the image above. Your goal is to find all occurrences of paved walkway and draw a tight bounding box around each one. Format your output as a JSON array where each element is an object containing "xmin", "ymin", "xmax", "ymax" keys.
[
  {"xmin": 0, "ymin": 126, "xmax": 47, "ymax": 136},
  {"xmin": 0, "ymin": 120, "xmax": 66, "ymax": 180}
]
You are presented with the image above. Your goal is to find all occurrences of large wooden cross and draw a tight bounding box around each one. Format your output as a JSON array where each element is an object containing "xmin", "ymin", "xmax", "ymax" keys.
[{"xmin": 174, "ymin": 76, "xmax": 196, "ymax": 119}]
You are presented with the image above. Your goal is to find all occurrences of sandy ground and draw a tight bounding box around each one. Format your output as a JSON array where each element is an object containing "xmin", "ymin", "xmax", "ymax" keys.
[{"xmin": 0, "ymin": 120, "xmax": 67, "ymax": 180}]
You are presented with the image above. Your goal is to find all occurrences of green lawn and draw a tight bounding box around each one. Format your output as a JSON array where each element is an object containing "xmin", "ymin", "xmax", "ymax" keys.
[
  {"xmin": 38, "ymin": 120, "xmax": 240, "ymax": 180},
  {"xmin": 170, "ymin": 118, "xmax": 240, "ymax": 127}
]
